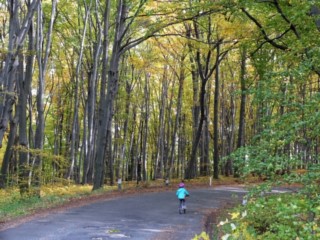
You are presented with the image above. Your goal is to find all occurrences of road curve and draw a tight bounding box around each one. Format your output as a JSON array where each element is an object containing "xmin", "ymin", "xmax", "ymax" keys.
[{"xmin": 0, "ymin": 187, "xmax": 246, "ymax": 240}]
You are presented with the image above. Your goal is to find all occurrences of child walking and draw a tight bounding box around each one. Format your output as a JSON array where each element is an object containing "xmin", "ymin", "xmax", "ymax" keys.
[{"xmin": 176, "ymin": 182, "xmax": 189, "ymax": 214}]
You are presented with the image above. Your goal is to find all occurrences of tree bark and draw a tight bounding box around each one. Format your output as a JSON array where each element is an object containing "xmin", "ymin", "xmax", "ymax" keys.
[
  {"xmin": 92, "ymin": 0, "xmax": 115, "ymax": 190},
  {"xmin": 119, "ymin": 79, "xmax": 133, "ymax": 179},
  {"xmin": 234, "ymin": 47, "xmax": 247, "ymax": 177},
  {"xmin": 17, "ymin": 6, "xmax": 34, "ymax": 193},
  {"xmin": 0, "ymin": 114, "xmax": 17, "ymax": 188},
  {"xmin": 168, "ymin": 55, "xmax": 185, "ymax": 178},
  {"xmin": 0, "ymin": 0, "xmax": 41, "ymax": 147},
  {"xmin": 154, "ymin": 66, "xmax": 168, "ymax": 179},
  {"xmin": 32, "ymin": 0, "xmax": 56, "ymax": 194},
  {"xmin": 213, "ymin": 42, "xmax": 220, "ymax": 179},
  {"xmin": 142, "ymin": 73, "xmax": 150, "ymax": 181},
  {"xmin": 70, "ymin": 0, "xmax": 94, "ymax": 181}
]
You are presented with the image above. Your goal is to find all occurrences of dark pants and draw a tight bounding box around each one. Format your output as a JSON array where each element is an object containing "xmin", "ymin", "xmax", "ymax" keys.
[{"xmin": 179, "ymin": 199, "xmax": 186, "ymax": 209}]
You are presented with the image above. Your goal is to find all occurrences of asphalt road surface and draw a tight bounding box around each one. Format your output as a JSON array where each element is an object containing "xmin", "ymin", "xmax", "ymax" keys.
[{"xmin": 0, "ymin": 186, "xmax": 247, "ymax": 240}]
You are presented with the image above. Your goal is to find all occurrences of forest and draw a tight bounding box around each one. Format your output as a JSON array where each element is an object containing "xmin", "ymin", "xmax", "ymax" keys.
[{"xmin": 0, "ymin": 0, "xmax": 320, "ymax": 195}]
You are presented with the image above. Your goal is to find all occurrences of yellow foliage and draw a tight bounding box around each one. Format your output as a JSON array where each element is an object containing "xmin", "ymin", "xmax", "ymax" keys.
[
  {"xmin": 230, "ymin": 211, "xmax": 240, "ymax": 219},
  {"xmin": 41, "ymin": 184, "xmax": 93, "ymax": 197},
  {"xmin": 192, "ymin": 232, "xmax": 210, "ymax": 240},
  {"xmin": 0, "ymin": 187, "xmax": 20, "ymax": 204},
  {"xmin": 0, "ymin": 145, "xmax": 5, "ymax": 166}
]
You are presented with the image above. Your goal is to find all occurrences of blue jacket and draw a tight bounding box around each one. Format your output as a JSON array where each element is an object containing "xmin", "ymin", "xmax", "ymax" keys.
[{"xmin": 176, "ymin": 187, "xmax": 189, "ymax": 199}]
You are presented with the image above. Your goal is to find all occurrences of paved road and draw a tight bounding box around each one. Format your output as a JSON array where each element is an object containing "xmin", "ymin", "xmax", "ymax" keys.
[{"xmin": 0, "ymin": 187, "xmax": 247, "ymax": 240}]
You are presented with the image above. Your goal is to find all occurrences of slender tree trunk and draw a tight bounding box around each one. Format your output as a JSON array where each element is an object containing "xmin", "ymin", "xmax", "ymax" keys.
[
  {"xmin": 237, "ymin": 47, "xmax": 247, "ymax": 149},
  {"xmin": 128, "ymin": 107, "xmax": 137, "ymax": 180},
  {"xmin": 69, "ymin": 0, "xmax": 93, "ymax": 180},
  {"xmin": 185, "ymin": 23, "xmax": 200, "ymax": 179},
  {"xmin": 225, "ymin": 83, "xmax": 236, "ymax": 176},
  {"xmin": 200, "ymin": 79, "xmax": 211, "ymax": 176},
  {"xmin": 113, "ymin": 118, "xmax": 120, "ymax": 180},
  {"xmin": 201, "ymin": 111, "xmax": 210, "ymax": 176},
  {"xmin": 213, "ymin": 43, "xmax": 221, "ymax": 179},
  {"xmin": 168, "ymin": 55, "xmax": 185, "ymax": 178},
  {"xmin": 32, "ymin": 0, "xmax": 56, "ymax": 193},
  {"xmin": 137, "ymin": 118, "xmax": 144, "ymax": 183},
  {"xmin": 142, "ymin": 73, "xmax": 150, "ymax": 181},
  {"xmin": 186, "ymin": 75, "xmax": 207, "ymax": 179},
  {"xmin": 154, "ymin": 66, "xmax": 167, "ymax": 179},
  {"xmin": 107, "ymin": 110, "xmax": 114, "ymax": 186},
  {"xmin": 120, "ymin": 80, "xmax": 132, "ymax": 179},
  {"xmin": 178, "ymin": 114, "xmax": 187, "ymax": 179},
  {"xmin": 234, "ymin": 47, "xmax": 247, "ymax": 177}
]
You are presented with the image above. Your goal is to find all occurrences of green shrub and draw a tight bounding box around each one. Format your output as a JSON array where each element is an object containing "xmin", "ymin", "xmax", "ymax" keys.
[{"xmin": 217, "ymin": 189, "xmax": 320, "ymax": 240}]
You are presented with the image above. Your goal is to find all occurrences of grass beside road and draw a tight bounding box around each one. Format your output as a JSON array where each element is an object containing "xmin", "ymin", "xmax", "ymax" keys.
[{"xmin": 0, "ymin": 184, "xmax": 97, "ymax": 223}]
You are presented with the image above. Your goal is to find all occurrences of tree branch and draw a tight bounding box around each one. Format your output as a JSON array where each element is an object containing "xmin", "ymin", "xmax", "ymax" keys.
[
  {"xmin": 119, "ymin": 8, "xmax": 221, "ymax": 54},
  {"xmin": 241, "ymin": 7, "xmax": 288, "ymax": 51},
  {"xmin": 273, "ymin": 0, "xmax": 300, "ymax": 38}
]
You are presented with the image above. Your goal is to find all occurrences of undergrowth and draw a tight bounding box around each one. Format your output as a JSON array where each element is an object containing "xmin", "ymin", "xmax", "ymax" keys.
[
  {"xmin": 0, "ymin": 184, "xmax": 114, "ymax": 222},
  {"xmin": 211, "ymin": 167, "xmax": 320, "ymax": 240}
]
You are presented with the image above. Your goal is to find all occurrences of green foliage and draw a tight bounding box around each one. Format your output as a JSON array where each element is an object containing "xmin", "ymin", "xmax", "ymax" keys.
[
  {"xmin": 215, "ymin": 164, "xmax": 320, "ymax": 239},
  {"xmin": 13, "ymin": 145, "xmax": 67, "ymax": 185},
  {"xmin": 229, "ymin": 144, "xmax": 295, "ymax": 180},
  {"xmin": 216, "ymin": 190, "xmax": 320, "ymax": 240}
]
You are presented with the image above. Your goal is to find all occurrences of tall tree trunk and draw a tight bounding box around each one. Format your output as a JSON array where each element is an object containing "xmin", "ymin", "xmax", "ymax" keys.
[
  {"xmin": 234, "ymin": 47, "xmax": 247, "ymax": 177},
  {"xmin": 185, "ymin": 17, "xmax": 222, "ymax": 179},
  {"xmin": 17, "ymin": 10, "xmax": 34, "ymax": 193},
  {"xmin": 200, "ymin": 79, "xmax": 211, "ymax": 176},
  {"xmin": 224, "ymin": 82, "xmax": 236, "ymax": 176},
  {"xmin": 178, "ymin": 114, "xmax": 187, "ymax": 178},
  {"xmin": 186, "ymin": 71, "xmax": 207, "ymax": 179},
  {"xmin": 0, "ymin": 2, "xmax": 20, "ymax": 176},
  {"xmin": 137, "ymin": 118, "xmax": 143, "ymax": 183},
  {"xmin": 154, "ymin": 66, "xmax": 167, "ymax": 179},
  {"xmin": 113, "ymin": 118, "xmax": 120, "ymax": 180},
  {"xmin": 93, "ymin": 0, "xmax": 151, "ymax": 189},
  {"xmin": 213, "ymin": 43, "xmax": 221, "ymax": 179},
  {"xmin": 0, "ymin": 0, "xmax": 40, "ymax": 147},
  {"xmin": 106, "ymin": 113, "xmax": 114, "ymax": 185},
  {"xmin": 184, "ymin": 23, "xmax": 200, "ymax": 179},
  {"xmin": 69, "ymin": 0, "xmax": 92, "ymax": 180},
  {"xmin": 168, "ymin": 55, "xmax": 185, "ymax": 178},
  {"xmin": 237, "ymin": 47, "xmax": 247, "ymax": 149},
  {"xmin": 120, "ymin": 80, "xmax": 133, "ymax": 179},
  {"xmin": 32, "ymin": 0, "xmax": 56, "ymax": 193},
  {"xmin": 141, "ymin": 72, "xmax": 150, "ymax": 181},
  {"xmin": 84, "ymin": 0, "xmax": 111, "ymax": 185},
  {"xmin": 92, "ymin": 0, "xmax": 115, "ymax": 190},
  {"xmin": 128, "ymin": 107, "xmax": 137, "ymax": 181},
  {"xmin": 201, "ymin": 110, "xmax": 210, "ymax": 176}
]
